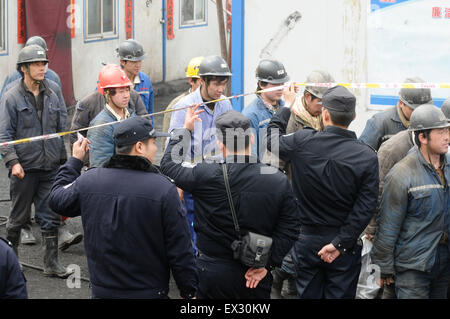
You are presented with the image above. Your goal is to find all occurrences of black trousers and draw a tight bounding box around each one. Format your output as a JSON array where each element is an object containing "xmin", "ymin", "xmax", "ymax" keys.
[
  {"xmin": 292, "ymin": 230, "xmax": 362, "ymax": 299},
  {"xmin": 196, "ymin": 251, "xmax": 272, "ymax": 299}
]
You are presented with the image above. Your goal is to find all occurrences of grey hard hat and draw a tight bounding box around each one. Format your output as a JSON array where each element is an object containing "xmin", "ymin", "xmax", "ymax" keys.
[
  {"xmin": 117, "ymin": 39, "xmax": 147, "ymax": 61},
  {"xmin": 398, "ymin": 77, "xmax": 432, "ymax": 109},
  {"xmin": 441, "ymin": 97, "xmax": 450, "ymax": 120},
  {"xmin": 25, "ymin": 36, "xmax": 48, "ymax": 51},
  {"xmin": 409, "ymin": 103, "xmax": 450, "ymax": 131},
  {"xmin": 256, "ymin": 59, "xmax": 289, "ymax": 84},
  {"xmin": 198, "ymin": 55, "xmax": 232, "ymax": 77},
  {"xmin": 17, "ymin": 44, "xmax": 49, "ymax": 65},
  {"xmin": 305, "ymin": 70, "xmax": 335, "ymax": 99}
]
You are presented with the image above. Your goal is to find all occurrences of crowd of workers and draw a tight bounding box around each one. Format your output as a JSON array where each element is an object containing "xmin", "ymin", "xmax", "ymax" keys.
[{"xmin": 0, "ymin": 35, "xmax": 448, "ymax": 300}]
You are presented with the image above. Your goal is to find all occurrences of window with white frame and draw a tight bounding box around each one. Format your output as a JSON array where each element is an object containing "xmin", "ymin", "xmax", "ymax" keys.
[
  {"xmin": 0, "ymin": 0, "xmax": 6, "ymax": 53},
  {"xmin": 85, "ymin": 0, "xmax": 117, "ymax": 40},
  {"xmin": 180, "ymin": 0, "xmax": 206, "ymax": 27}
]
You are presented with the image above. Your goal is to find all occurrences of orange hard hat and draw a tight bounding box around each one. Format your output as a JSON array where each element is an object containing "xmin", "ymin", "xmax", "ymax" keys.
[{"xmin": 97, "ymin": 64, "xmax": 132, "ymax": 95}]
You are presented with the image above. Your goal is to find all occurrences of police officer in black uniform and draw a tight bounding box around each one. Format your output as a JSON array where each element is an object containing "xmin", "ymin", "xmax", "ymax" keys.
[
  {"xmin": 49, "ymin": 117, "xmax": 198, "ymax": 299},
  {"xmin": 0, "ymin": 237, "xmax": 28, "ymax": 298},
  {"xmin": 161, "ymin": 109, "xmax": 301, "ymax": 299},
  {"xmin": 267, "ymin": 85, "xmax": 379, "ymax": 299}
]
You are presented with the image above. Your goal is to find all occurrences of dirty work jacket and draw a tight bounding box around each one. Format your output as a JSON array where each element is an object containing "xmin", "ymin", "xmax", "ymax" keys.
[
  {"xmin": 359, "ymin": 105, "xmax": 406, "ymax": 150},
  {"xmin": 0, "ymin": 69, "xmax": 61, "ymax": 100},
  {"xmin": 134, "ymin": 71, "xmax": 154, "ymax": 123},
  {"xmin": 0, "ymin": 79, "xmax": 67, "ymax": 171},
  {"xmin": 371, "ymin": 147, "xmax": 450, "ymax": 276},
  {"xmin": 69, "ymin": 90, "xmax": 147, "ymax": 147},
  {"xmin": 365, "ymin": 130, "xmax": 414, "ymax": 236},
  {"xmin": 87, "ymin": 107, "xmax": 136, "ymax": 168},
  {"xmin": 242, "ymin": 96, "xmax": 284, "ymax": 159}
]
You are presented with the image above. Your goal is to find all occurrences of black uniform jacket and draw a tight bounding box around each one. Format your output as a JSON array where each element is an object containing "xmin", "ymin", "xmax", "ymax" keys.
[
  {"xmin": 267, "ymin": 110, "xmax": 379, "ymax": 252},
  {"xmin": 161, "ymin": 128, "xmax": 301, "ymax": 269},
  {"xmin": 49, "ymin": 155, "xmax": 198, "ymax": 299}
]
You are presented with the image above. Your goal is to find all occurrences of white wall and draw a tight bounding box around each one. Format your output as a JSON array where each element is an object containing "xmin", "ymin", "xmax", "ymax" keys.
[
  {"xmin": 71, "ymin": 0, "xmax": 124, "ymax": 101},
  {"xmin": 134, "ymin": 0, "xmax": 164, "ymax": 83},
  {"xmin": 0, "ymin": 0, "xmax": 21, "ymax": 84},
  {"xmin": 71, "ymin": 0, "xmax": 165, "ymax": 101},
  {"xmin": 243, "ymin": 0, "xmax": 371, "ymax": 135},
  {"xmin": 72, "ymin": 0, "xmax": 225, "ymax": 101},
  {"xmin": 0, "ymin": 0, "xmax": 224, "ymax": 102},
  {"xmin": 165, "ymin": 0, "xmax": 225, "ymax": 82}
]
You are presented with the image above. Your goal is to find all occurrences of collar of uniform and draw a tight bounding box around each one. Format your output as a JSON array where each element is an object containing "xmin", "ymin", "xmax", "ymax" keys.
[
  {"xmin": 105, "ymin": 103, "xmax": 131, "ymax": 121},
  {"xmin": 413, "ymin": 145, "xmax": 449, "ymax": 171},
  {"xmin": 103, "ymin": 154, "xmax": 160, "ymax": 173},
  {"xmin": 21, "ymin": 78, "xmax": 47, "ymax": 96},
  {"xmin": 256, "ymin": 94, "xmax": 283, "ymax": 113},
  {"xmin": 134, "ymin": 73, "xmax": 141, "ymax": 85},
  {"xmin": 390, "ymin": 103, "xmax": 403, "ymax": 124},
  {"xmin": 198, "ymin": 86, "xmax": 220, "ymax": 114},
  {"xmin": 323, "ymin": 125, "xmax": 357, "ymax": 139},
  {"xmin": 224, "ymin": 154, "xmax": 259, "ymax": 164}
]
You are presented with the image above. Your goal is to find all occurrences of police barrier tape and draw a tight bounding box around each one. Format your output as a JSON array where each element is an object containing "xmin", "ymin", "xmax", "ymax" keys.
[{"xmin": 1, "ymin": 82, "xmax": 449, "ymax": 148}]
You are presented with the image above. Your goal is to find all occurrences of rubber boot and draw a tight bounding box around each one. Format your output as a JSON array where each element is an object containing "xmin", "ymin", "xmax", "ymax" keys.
[
  {"xmin": 21, "ymin": 224, "xmax": 37, "ymax": 245},
  {"xmin": 42, "ymin": 230, "xmax": 74, "ymax": 278},
  {"xmin": 58, "ymin": 223, "xmax": 83, "ymax": 251}
]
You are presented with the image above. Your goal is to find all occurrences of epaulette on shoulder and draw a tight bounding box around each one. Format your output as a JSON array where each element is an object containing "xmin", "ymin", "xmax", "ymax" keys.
[
  {"xmin": 152, "ymin": 164, "xmax": 176, "ymax": 184},
  {"xmin": 263, "ymin": 163, "xmax": 287, "ymax": 175},
  {"xmin": 0, "ymin": 237, "xmax": 12, "ymax": 247},
  {"xmin": 161, "ymin": 174, "xmax": 175, "ymax": 184}
]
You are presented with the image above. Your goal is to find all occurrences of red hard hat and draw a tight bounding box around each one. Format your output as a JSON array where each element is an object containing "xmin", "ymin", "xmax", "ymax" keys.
[{"xmin": 97, "ymin": 64, "xmax": 132, "ymax": 95}]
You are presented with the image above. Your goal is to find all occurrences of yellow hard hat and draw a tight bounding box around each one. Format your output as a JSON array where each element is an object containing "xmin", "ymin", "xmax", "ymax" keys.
[{"xmin": 185, "ymin": 56, "xmax": 204, "ymax": 78}]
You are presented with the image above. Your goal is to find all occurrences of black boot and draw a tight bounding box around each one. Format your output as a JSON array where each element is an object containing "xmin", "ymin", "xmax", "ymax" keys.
[
  {"xmin": 42, "ymin": 230, "xmax": 74, "ymax": 278},
  {"xmin": 6, "ymin": 229, "xmax": 20, "ymax": 257}
]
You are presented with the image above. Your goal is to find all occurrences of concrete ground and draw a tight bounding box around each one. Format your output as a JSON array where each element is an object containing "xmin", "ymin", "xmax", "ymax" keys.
[{"xmin": 0, "ymin": 80, "xmax": 188, "ymax": 299}]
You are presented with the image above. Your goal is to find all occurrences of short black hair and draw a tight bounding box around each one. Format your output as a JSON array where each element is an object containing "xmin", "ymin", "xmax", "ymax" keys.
[
  {"xmin": 216, "ymin": 128, "xmax": 251, "ymax": 152},
  {"xmin": 326, "ymin": 108, "xmax": 355, "ymax": 127},
  {"xmin": 203, "ymin": 75, "xmax": 229, "ymax": 86},
  {"xmin": 257, "ymin": 81, "xmax": 269, "ymax": 91},
  {"xmin": 115, "ymin": 137, "xmax": 151, "ymax": 155},
  {"xmin": 115, "ymin": 143, "xmax": 134, "ymax": 155},
  {"xmin": 16, "ymin": 63, "xmax": 28, "ymax": 77},
  {"xmin": 414, "ymin": 129, "xmax": 430, "ymax": 148}
]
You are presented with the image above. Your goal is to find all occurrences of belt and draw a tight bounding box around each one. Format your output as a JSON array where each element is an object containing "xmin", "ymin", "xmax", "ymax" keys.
[{"xmin": 439, "ymin": 232, "xmax": 448, "ymax": 245}]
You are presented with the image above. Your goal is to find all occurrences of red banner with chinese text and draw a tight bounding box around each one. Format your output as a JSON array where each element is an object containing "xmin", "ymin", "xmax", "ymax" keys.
[
  {"xmin": 17, "ymin": 0, "xmax": 26, "ymax": 44},
  {"xmin": 167, "ymin": 0, "xmax": 174, "ymax": 40},
  {"xmin": 70, "ymin": 0, "xmax": 75, "ymax": 38},
  {"xmin": 125, "ymin": 0, "xmax": 133, "ymax": 39}
]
